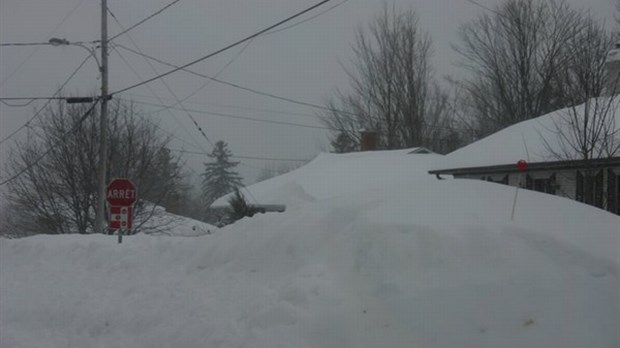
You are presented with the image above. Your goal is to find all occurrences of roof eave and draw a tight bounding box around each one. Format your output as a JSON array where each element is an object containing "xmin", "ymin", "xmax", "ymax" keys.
[{"xmin": 428, "ymin": 157, "xmax": 620, "ymax": 176}]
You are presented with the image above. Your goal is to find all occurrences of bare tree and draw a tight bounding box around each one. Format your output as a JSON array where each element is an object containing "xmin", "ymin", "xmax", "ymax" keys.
[
  {"xmin": 545, "ymin": 99, "xmax": 619, "ymax": 162},
  {"xmin": 454, "ymin": 0, "xmax": 611, "ymax": 136},
  {"xmin": 538, "ymin": 16, "xmax": 619, "ymax": 208},
  {"xmin": 616, "ymin": 0, "xmax": 620, "ymax": 39},
  {"xmin": 321, "ymin": 3, "xmax": 459, "ymax": 153},
  {"xmin": 2, "ymin": 98, "xmax": 185, "ymax": 235}
]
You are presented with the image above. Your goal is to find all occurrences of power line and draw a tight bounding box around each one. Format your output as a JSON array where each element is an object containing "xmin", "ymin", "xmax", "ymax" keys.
[
  {"xmin": 0, "ymin": 54, "xmax": 92, "ymax": 145},
  {"xmin": 113, "ymin": 43, "xmax": 354, "ymax": 116},
  {"xmin": 130, "ymin": 38, "xmax": 256, "ymax": 140},
  {"xmin": 263, "ymin": 0, "xmax": 348, "ymax": 36},
  {"xmin": 464, "ymin": 0, "xmax": 504, "ymax": 17},
  {"xmin": 110, "ymin": 45, "xmax": 211, "ymax": 150},
  {"xmin": 0, "ymin": 101, "xmax": 99, "ymax": 186},
  {"xmin": 0, "ymin": 40, "xmax": 95, "ymax": 47},
  {"xmin": 125, "ymin": 93, "xmax": 465, "ymax": 134},
  {"xmin": 0, "ymin": 97, "xmax": 68, "ymax": 101},
  {"xmin": 0, "ymin": 42, "xmax": 53, "ymax": 47},
  {"xmin": 112, "ymin": 46, "xmax": 214, "ymax": 148},
  {"xmin": 0, "ymin": 0, "xmax": 87, "ymax": 88},
  {"xmin": 234, "ymin": 154, "xmax": 311, "ymax": 162},
  {"xmin": 125, "ymin": 98, "xmax": 333, "ymax": 131},
  {"xmin": 107, "ymin": 6, "xmax": 215, "ymax": 154},
  {"xmin": 159, "ymin": 39, "xmax": 255, "ymax": 114},
  {"xmin": 131, "ymin": 101, "xmax": 311, "ymax": 165},
  {"xmin": 109, "ymin": 0, "xmax": 334, "ymax": 96},
  {"xmin": 0, "ymin": 99, "xmax": 38, "ymax": 107},
  {"xmin": 136, "ymin": 113, "xmax": 206, "ymax": 153},
  {"xmin": 123, "ymin": 92, "xmax": 319, "ymax": 119},
  {"xmin": 108, "ymin": 0, "xmax": 182, "ymax": 42},
  {"xmin": 170, "ymin": 148, "xmax": 312, "ymax": 162}
]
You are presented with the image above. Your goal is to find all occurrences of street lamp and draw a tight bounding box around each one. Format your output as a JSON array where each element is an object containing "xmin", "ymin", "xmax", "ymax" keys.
[
  {"xmin": 48, "ymin": 35, "xmax": 109, "ymax": 234},
  {"xmin": 48, "ymin": 38, "xmax": 101, "ymax": 69}
]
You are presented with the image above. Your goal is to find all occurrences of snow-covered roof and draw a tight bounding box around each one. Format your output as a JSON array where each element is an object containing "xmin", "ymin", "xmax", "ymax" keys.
[
  {"xmin": 212, "ymin": 148, "xmax": 444, "ymax": 208},
  {"xmin": 431, "ymin": 98, "xmax": 620, "ymax": 172}
]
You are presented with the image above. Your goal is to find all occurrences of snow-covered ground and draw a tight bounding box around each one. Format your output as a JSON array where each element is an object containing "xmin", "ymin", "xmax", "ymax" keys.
[{"xmin": 1, "ymin": 149, "xmax": 618, "ymax": 348}]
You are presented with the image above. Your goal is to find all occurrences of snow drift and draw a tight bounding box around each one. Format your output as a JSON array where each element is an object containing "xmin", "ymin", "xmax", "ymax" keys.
[{"xmin": 1, "ymin": 149, "xmax": 618, "ymax": 348}]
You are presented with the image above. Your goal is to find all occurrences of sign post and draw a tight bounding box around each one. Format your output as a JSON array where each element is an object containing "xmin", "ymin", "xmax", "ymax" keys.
[
  {"xmin": 106, "ymin": 178, "xmax": 137, "ymax": 243},
  {"xmin": 511, "ymin": 160, "xmax": 528, "ymax": 221}
]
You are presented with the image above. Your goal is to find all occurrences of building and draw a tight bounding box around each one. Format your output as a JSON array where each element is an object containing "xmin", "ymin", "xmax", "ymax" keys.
[
  {"xmin": 430, "ymin": 156, "xmax": 620, "ymax": 215},
  {"xmin": 427, "ymin": 100, "xmax": 620, "ymax": 214},
  {"xmin": 430, "ymin": 47, "xmax": 620, "ymax": 215}
]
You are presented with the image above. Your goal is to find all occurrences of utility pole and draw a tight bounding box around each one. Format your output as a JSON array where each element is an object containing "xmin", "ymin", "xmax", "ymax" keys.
[{"xmin": 95, "ymin": 0, "xmax": 109, "ymax": 234}]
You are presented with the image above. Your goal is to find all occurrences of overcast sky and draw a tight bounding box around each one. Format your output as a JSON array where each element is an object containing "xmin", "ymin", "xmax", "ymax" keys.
[{"xmin": 0, "ymin": 0, "xmax": 615, "ymax": 185}]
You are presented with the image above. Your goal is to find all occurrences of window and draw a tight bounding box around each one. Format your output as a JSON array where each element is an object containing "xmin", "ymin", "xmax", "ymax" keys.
[
  {"xmin": 608, "ymin": 169, "xmax": 619, "ymax": 215},
  {"xmin": 576, "ymin": 170, "xmax": 604, "ymax": 208},
  {"xmin": 526, "ymin": 173, "xmax": 556, "ymax": 194},
  {"xmin": 482, "ymin": 174, "xmax": 509, "ymax": 185}
]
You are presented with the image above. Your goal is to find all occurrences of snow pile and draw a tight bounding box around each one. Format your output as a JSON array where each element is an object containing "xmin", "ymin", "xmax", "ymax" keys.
[
  {"xmin": 1, "ymin": 149, "xmax": 618, "ymax": 348},
  {"xmin": 432, "ymin": 99, "xmax": 620, "ymax": 170}
]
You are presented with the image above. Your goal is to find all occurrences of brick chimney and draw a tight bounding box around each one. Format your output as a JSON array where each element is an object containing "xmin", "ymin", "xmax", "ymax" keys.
[
  {"xmin": 604, "ymin": 44, "xmax": 620, "ymax": 96},
  {"xmin": 360, "ymin": 130, "xmax": 378, "ymax": 151}
]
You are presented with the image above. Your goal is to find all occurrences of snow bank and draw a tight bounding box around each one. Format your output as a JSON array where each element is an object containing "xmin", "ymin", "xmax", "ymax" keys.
[{"xmin": 1, "ymin": 149, "xmax": 618, "ymax": 348}]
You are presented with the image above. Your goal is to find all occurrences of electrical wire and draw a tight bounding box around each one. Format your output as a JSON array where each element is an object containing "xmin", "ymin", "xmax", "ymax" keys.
[
  {"xmin": 169, "ymin": 148, "xmax": 312, "ymax": 162},
  {"xmin": 107, "ymin": 6, "xmax": 215, "ymax": 150},
  {"xmin": 110, "ymin": 44, "xmax": 210, "ymax": 151},
  {"xmin": 108, "ymin": 12, "xmax": 213, "ymax": 156},
  {"xmin": 162, "ymin": 0, "xmax": 341, "ymax": 111},
  {"xmin": 108, "ymin": 0, "xmax": 182, "ymax": 42},
  {"xmin": 123, "ymin": 92, "xmax": 319, "ymax": 119},
  {"xmin": 0, "ymin": 100, "xmax": 99, "ymax": 186},
  {"xmin": 0, "ymin": 54, "xmax": 92, "ymax": 145},
  {"xmin": 0, "ymin": 42, "xmax": 53, "ymax": 47},
  {"xmin": 0, "ymin": 0, "xmax": 87, "ymax": 87},
  {"xmin": 0, "ymin": 40, "xmax": 95, "ymax": 48},
  {"xmin": 135, "ymin": 113, "xmax": 207, "ymax": 153},
  {"xmin": 263, "ymin": 0, "xmax": 348, "ymax": 36},
  {"xmin": 113, "ymin": 43, "xmax": 356, "ymax": 117},
  {"xmin": 0, "ymin": 99, "xmax": 38, "ymax": 107},
  {"xmin": 157, "ymin": 39, "xmax": 255, "ymax": 114},
  {"xmin": 0, "ymin": 97, "xmax": 68, "ymax": 101},
  {"xmin": 109, "ymin": 0, "xmax": 334, "ymax": 96},
  {"xmin": 132, "ymin": 107, "xmax": 314, "ymax": 165},
  {"xmin": 124, "ymin": 98, "xmax": 333, "ymax": 131},
  {"xmin": 464, "ymin": 0, "xmax": 504, "ymax": 18}
]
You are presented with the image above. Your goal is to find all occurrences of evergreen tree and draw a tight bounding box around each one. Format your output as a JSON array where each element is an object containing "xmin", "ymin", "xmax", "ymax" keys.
[
  {"xmin": 201, "ymin": 140, "xmax": 243, "ymax": 207},
  {"xmin": 225, "ymin": 189, "xmax": 262, "ymax": 224}
]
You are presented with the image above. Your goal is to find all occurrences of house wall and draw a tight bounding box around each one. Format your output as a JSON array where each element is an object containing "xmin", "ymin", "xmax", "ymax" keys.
[
  {"xmin": 456, "ymin": 166, "xmax": 620, "ymax": 214},
  {"xmin": 459, "ymin": 170, "xmax": 576, "ymax": 199}
]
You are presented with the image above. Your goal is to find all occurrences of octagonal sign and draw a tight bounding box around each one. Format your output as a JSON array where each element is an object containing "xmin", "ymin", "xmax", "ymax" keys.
[{"xmin": 106, "ymin": 178, "xmax": 137, "ymax": 207}]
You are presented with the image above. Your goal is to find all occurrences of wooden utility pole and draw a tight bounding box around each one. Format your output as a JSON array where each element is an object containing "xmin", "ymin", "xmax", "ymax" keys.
[{"xmin": 95, "ymin": 0, "xmax": 109, "ymax": 234}]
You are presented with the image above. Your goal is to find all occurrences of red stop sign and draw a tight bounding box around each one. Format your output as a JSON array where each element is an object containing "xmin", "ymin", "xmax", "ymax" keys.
[
  {"xmin": 106, "ymin": 179, "xmax": 137, "ymax": 206},
  {"xmin": 516, "ymin": 159, "xmax": 528, "ymax": 172}
]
